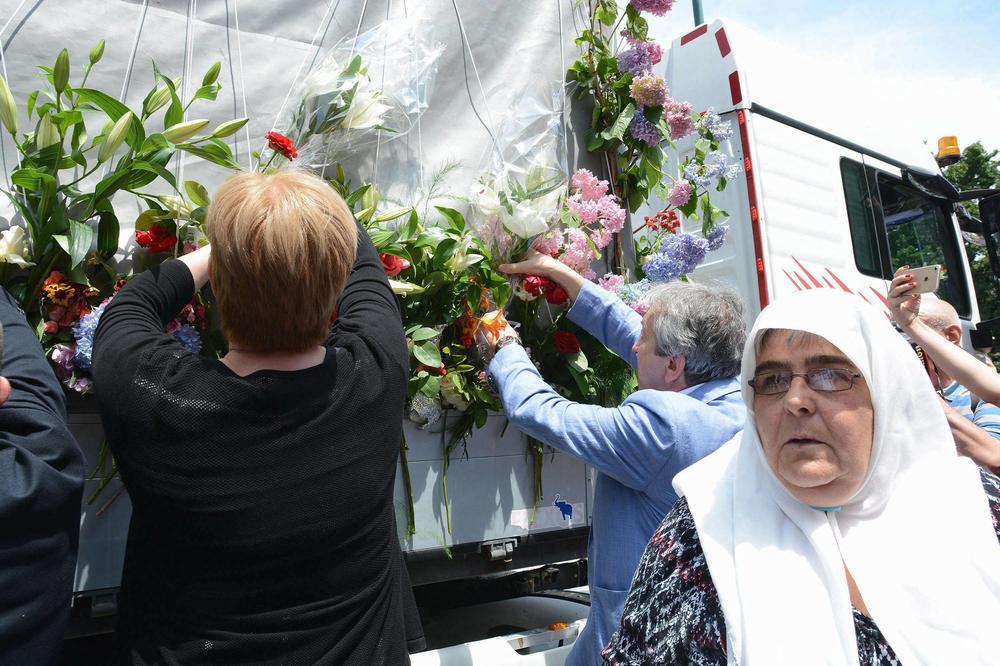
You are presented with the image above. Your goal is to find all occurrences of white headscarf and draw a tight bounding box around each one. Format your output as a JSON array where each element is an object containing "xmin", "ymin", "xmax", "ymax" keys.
[{"xmin": 674, "ymin": 289, "xmax": 1000, "ymax": 665}]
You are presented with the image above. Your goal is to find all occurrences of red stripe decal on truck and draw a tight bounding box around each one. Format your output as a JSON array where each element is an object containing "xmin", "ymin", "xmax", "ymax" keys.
[
  {"xmin": 716, "ymin": 28, "xmax": 731, "ymax": 57},
  {"xmin": 729, "ymin": 71, "xmax": 743, "ymax": 105},
  {"xmin": 793, "ymin": 258, "xmax": 823, "ymax": 288},
  {"xmin": 738, "ymin": 110, "xmax": 768, "ymax": 308},
  {"xmin": 825, "ymin": 268, "xmax": 853, "ymax": 294},
  {"xmin": 783, "ymin": 269, "xmax": 802, "ymax": 290},
  {"xmin": 680, "ymin": 24, "xmax": 708, "ymax": 45}
]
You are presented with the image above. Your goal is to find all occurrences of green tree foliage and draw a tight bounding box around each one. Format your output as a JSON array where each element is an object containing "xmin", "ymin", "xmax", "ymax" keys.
[{"xmin": 945, "ymin": 142, "xmax": 1000, "ymax": 350}]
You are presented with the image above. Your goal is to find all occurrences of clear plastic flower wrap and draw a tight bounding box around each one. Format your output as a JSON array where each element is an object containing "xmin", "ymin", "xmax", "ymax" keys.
[
  {"xmin": 466, "ymin": 83, "xmax": 568, "ymax": 305},
  {"xmin": 276, "ymin": 12, "xmax": 444, "ymax": 169}
]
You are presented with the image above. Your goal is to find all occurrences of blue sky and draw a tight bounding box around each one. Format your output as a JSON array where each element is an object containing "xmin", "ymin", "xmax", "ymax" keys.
[{"xmin": 662, "ymin": 0, "xmax": 1000, "ymax": 154}]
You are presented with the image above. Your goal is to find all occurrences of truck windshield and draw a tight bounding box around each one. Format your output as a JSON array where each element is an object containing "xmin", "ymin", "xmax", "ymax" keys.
[{"xmin": 876, "ymin": 173, "xmax": 971, "ymax": 316}]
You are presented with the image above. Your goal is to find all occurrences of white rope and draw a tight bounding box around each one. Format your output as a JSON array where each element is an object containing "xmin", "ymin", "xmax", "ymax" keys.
[
  {"xmin": 400, "ymin": 0, "xmax": 424, "ymax": 193},
  {"xmin": 257, "ymin": 0, "xmax": 339, "ymax": 170},
  {"xmin": 174, "ymin": 0, "xmax": 197, "ymax": 185},
  {"xmin": 118, "ymin": 0, "xmax": 149, "ymax": 103},
  {"xmin": 232, "ymin": 0, "xmax": 252, "ymax": 169},
  {"xmin": 450, "ymin": 0, "xmax": 501, "ymax": 163},
  {"xmin": 558, "ymin": 0, "xmax": 569, "ymax": 176},
  {"xmin": 371, "ymin": 0, "xmax": 391, "ymax": 184},
  {"xmin": 100, "ymin": 0, "xmax": 149, "ymax": 180},
  {"xmin": 320, "ymin": 0, "xmax": 369, "ymax": 179},
  {"xmin": 0, "ymin": 0, "xmax": 29, "ymax": 192}
]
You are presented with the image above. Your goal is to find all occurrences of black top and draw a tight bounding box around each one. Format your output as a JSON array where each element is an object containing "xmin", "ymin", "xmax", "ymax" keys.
[
  {"xmin": 603, "ymin": 468, "xmax": 1000, "ymax": 665},
  {"xmin": 93, "ymin": 225, "xmax": 424, "ymax": 665},
  {"xmin": 0, "ymin": 288, "xmax": 84, "ymax": 666}
]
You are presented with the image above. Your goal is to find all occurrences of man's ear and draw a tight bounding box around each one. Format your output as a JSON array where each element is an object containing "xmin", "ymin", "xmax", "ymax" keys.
[
  {"xmin": 944, "ymin": 324, "xmax": 963, "ymax": 345},
  {"xmin": 0, "ymin": 376, "xmax": 10, "ymax": 406},
  {"xmin": 663, "ymin": 355, "xmax": 686, "ymax": 388}
]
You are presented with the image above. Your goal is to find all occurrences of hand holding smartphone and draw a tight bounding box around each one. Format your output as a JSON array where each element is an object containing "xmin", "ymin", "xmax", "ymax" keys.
[{"xmin": 906, "ymin": 264, "xmax": 941, "ymax": 294}]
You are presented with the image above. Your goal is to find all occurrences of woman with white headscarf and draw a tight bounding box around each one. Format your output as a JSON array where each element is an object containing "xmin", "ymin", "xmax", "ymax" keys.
[{"xmin": 603, "ymin": 289, "xmax": 1000, "ymax": 665}]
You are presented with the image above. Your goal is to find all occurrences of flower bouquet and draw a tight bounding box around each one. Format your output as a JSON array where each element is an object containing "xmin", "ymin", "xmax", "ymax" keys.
[
  {"xmin": 265, "ymin": 13, "xmax": 443, "ymax": 172},
  {"xmin": 0, "ymin": 43, "xmax": 245, "ymax": 395}
]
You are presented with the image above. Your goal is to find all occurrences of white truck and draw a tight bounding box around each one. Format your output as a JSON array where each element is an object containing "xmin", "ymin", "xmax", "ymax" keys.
[{"xmin": 68, "ymin": 16, "xmax": 998, "ymax": 662}]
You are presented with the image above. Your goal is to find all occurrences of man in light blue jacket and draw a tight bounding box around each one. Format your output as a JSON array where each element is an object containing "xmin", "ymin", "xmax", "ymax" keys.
[{"xmin": 487, "ymin": 251, "xmax": 746, "ymax": 666}]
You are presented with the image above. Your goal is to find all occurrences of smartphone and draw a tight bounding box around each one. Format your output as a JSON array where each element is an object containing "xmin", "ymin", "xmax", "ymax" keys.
[{"xmin": 908, "ymin": 264, "xmax": 941, "ymax": 294}]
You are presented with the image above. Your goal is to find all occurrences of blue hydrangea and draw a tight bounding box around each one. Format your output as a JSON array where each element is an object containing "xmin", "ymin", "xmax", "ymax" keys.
[
  {"xmin": 666, "ymin": 232, "xmax": 709, "ymax": 273},
  {"xmin": 683, "ymin": 161, "xmax": 714, "ymax": 188},
  {"xmin": 173, "ymin": 324, "xmax": 202, "ymax": 354},
  {"xmin": 706, "ymin": 224, "xmax": 728, "ymax": 251},
  {"xmin": 685, "ymin": 152, "xmax": 741, "ymax": 188},
  {"xmin": 629, "ymin": 109, "xmax": 662, "ymax": 147},
  {"xmin": 700, "ymin": 108, "xmax": 733, "ymax": 140},
  {"xmin": 618, "ymin": 278, "xmax": 652, "ymax": 306},
  {"xmin": 72, "ymin": 300, "xmax": 111, "ymax": 371},
  {"xmin": 643, "ymin": 252, "xmax": 684, "ymax": 283}
]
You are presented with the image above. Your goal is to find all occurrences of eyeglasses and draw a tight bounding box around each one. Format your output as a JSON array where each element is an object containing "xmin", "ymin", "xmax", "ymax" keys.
[{"xmin": 748, "ymin": 368, "xmax": 863, "ymax": 395}]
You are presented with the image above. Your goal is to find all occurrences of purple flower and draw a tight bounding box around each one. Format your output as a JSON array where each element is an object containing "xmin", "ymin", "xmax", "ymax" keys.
[
  {"xmin": 683, "ymin": 161, "xmax": 713, "ymax": 188},
  {"xmin": 663, "ymin": 231, "xmax": 709, "ymax": 274},
  {"xmin": 643, "ymin": 252, "xmax": 684, "ymax": 283},
  {"xmin": 173, "ymin": 324, "xmax": 203, "ymax": 354},
  {"xmin": 667, "ymin": 180, "xmax": 693, "ymax": 206},
  {"xmin": 630, "ymin": 74, "xmax": 668, "ymax": 107},
  {"xmin": 629, "ymin": 0, "xmax": 675, "ymax": 16},
  {"xmin": 629, "ymin": 109, "xmax": 662, "ymax": 146},
  {"xmin": 706, "ymin": 225, "xmax": 728, "ymax": 251},
  {"xmin": 617, "ymin": 48, "xmax": 652, "ymax": 77}
]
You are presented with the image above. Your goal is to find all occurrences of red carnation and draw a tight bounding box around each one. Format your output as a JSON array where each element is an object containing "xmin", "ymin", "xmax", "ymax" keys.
[
  {"xmin": 135, "ymin": 224, "xmax": 178, "ymax": 253},
  {"xmin": 379, "ymin": 253, "xmax": 411, "ymax": 277},
  {"xmin": 554, "ymin": 330, "xmax": 581, "ymax": 354},
  {"xmin": 545, "ymin": 284, "xmax": 569, "ymax": 306},
  {"xmin": 265, "ymin": 131, "xmax": 298, "ymax": 160}
]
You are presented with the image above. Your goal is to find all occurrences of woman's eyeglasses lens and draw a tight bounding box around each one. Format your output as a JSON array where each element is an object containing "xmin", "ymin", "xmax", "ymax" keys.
[{"xmin": 750, "ymin": 368, "xmax": 858, "ymax": 395}]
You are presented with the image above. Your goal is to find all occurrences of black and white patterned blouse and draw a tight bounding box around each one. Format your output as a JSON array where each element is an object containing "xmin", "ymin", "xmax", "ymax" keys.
[{"xmin": 603, "ymin": 469, "xmax": 1000, "ymax": 665}]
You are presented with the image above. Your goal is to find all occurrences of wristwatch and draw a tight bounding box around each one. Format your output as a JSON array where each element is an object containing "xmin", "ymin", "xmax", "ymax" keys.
[{"xmin": 495, "ymin": 335, "xmax": 522, "ymax": 352}]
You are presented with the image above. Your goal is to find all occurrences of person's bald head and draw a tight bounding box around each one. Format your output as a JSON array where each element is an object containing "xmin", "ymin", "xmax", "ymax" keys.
[{"xmin": 918, "ymin": 295, "xmax": 962, "ymax": 344}]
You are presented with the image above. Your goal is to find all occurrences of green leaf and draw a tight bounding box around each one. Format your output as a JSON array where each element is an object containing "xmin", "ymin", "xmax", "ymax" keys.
[
  {"xmin": 26, "ymin": 89, "xmax": 39, "ymax": 118},
  {"xmin": 91, "ymin": 170, "xmax": 134, "ymax": 210},
  {"xmin": 11, "ymin": 167, "xmax": 49, "ymax": 190},
  {"xmin": 130, "ymin": 160, "xmax": 179, "ymax": 190},
  {"xmin": 409, "ymin": 327, "xmax": 439, "ymax": 342},
  {"xmin": 345, "ymin": 183, "xmax": 371, "ymax": 207},
  {"xmin": 413, "ymin": 341, "xmax": 442, "ymax": 367},
  {"xmin": 566, "ymin": 351, "xmax": 589, "ymax": 373},
  {"xmin": 191, "ymin": 83, "xmax": 220, "ymax": 104},
  {"xmin": 420, "ymin": 375, "xmax": 441, "ymax": 399},
  {"xmin": 603, "ymin": 102, "xmax": 635, "ymax": 142},
  {"xmin": 694, "ymin": 137, "xmax": 711, "ymax": 157},
  {"xmin": 53, "ymin": 234, "xmax": 70, "ymax": 255},
  {"xmin": 138, "ymin": 133, "xmax": 171, "ymax": 155},
  {"xmin": 184, "ymin": 180, "xmax": 210, "ymax": 207},
  {"xmin": 434, "ymin": 206, "xmax": 466, "ymax": 232},
  {"xmin": 69, "ymin": 220, "xmax": 94, "ymax": 268},
  {"xmin": 73, "ymin": 89, "xmax": 145, "ymax": 149},
  {"xmin": 175, "ymin": 142, "xmax": 240, "ymax": 170},
  {"xmin": 96, "ymin": 210, "xmax": 119, "ymax": 259},
  {"xmin": 585, "ymin": 128, "xmax": 605, "ymax": 152}
]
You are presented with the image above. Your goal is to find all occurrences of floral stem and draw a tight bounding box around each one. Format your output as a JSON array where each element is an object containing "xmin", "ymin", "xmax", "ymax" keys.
[{"xmin": 399, "ymin": 432, "xmax": 416, "ymax": 537}]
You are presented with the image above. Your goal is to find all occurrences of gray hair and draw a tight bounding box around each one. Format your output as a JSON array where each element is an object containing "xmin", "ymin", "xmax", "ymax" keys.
[{"xmin": 645, "ymin": 281, "xmax": 747, "ymax": 385}]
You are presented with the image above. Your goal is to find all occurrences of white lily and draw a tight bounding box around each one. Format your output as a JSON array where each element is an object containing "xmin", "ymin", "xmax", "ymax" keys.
[
  {"xmin": 0, "ymin": 226, "xmax": 34, "ymax": 268},
  {"xmin": 446, "ymin": 236, "xmax": 484, "ymax": 272},
  {"xmin": 471, "ymin": 182, "xmax": 502, "ymax": 217},
  {"xmin": 500, "ymin": 200, "xmax": 549, "ymax": 239},
  {"xmin": 343, "ymin": 86, "xmax": 390, "ymax": 130}
]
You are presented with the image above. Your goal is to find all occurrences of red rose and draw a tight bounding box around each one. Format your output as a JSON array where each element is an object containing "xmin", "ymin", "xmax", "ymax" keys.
[
  {"xmin": 379, "ymin": 253, "xmax": 410, "ymax": 277},
  {"xmin": 135, "ymin": 224, "xmax": 177, "ymax": 253},
  {"xmin": 522, "ymin": 274, "xmax": 546, "ymax": 296},
  {"xmin": 43, "ymin": 320, "xmax": 58, "ymax": 334},
  {"xmin": 265, "ymin": 131, "xmax": 298, "ymax": 160},
  {"xmin": 554, "ymin": 330, "xmax": 581, "ymax": 354},
  {"xmin": 544, "ymin": 284, "xmax": 569, "ymax": 306}
]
